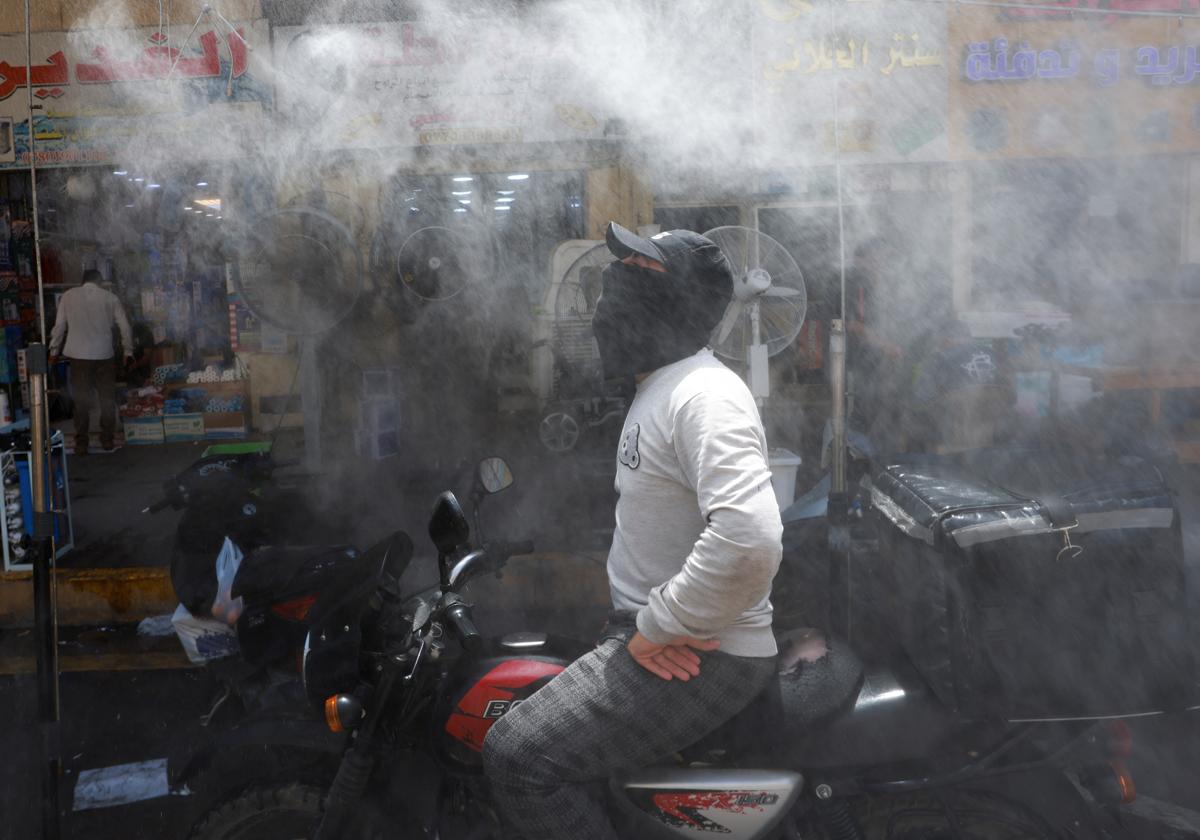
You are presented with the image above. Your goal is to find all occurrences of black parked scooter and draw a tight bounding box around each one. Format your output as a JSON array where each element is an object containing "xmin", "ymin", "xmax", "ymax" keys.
[
  {"xmin": 146, "ymin": 443, "xmax": 362, "ymax": 721},
  {"xmin": 178, "ymin": 457, "xmax": 1188, "ymax": 840}
]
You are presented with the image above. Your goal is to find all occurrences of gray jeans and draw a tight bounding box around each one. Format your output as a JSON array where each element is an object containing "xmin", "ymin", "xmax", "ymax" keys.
[{"xmin": 482, "ymin": 615, "xmax": 775, "ymax": 840}]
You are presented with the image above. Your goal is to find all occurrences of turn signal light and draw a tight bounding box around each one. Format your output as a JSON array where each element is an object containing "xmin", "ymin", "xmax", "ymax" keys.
[
  {"xmin": 324, "ymin": 694, "xmax": 365, "ymax": 733},
  {"xmin": 1110, "ymin": 761, "xmax": 1136, "ymax": 805}
]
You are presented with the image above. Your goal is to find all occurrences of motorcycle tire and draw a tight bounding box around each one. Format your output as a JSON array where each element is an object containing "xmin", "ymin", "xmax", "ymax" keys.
[
  {"xmin": 847, "ymin": 788, "xmax": 1061, "ymax": 840},
  {"xmin": 185, "ymin": 782, "xmax": 388, "ymax": 840}
]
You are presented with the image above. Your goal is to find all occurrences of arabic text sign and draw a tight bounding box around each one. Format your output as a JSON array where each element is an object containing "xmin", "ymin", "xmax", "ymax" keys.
[
  {"xmin": 271, "ymin": 21, "xmax": 607, "ymax": 149},
  {"xmin": 753, "ymin": 0, "xmax": 950, "ymax": 166},
  {"xmin": 0, "ymin": 21, "xmax": 270, "ymax": 169},
  {"xmin": 948, "ymin": 7, "xmax": 1200, "ymax": 158},
  {"xmin": 963, "ymin": 39, "xmax": 1200, "ymax": 86}
]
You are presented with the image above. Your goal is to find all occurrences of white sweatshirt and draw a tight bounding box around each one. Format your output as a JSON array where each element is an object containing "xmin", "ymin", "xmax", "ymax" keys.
[{"xmin": 608, "ymin": 349, "xmax": 783, "ymax": 658}]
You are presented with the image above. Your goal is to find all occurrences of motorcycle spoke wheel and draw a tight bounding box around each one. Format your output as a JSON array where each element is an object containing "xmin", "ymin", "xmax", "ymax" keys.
[
  {"xmin": 851, "ymin": 789, "xmax": 1061, "ymax": 840},
  {"xmin": 186, "ymin": 782, "xmax": 390, "ymax": 840}
]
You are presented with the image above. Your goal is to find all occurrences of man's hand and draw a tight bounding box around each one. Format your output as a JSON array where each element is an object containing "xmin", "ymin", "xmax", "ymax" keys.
[
  {"xmin": 627, "ymin": 631, "xmax": 720, "ymax": 681},
  {"xmin": 48, "ymin": 355, "xmax": 60, "ymax": 366}
]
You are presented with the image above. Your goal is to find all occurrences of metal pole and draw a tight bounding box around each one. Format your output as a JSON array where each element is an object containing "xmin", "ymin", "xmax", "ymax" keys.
[
  {"xmin": 827, "ymin": 318, "xmax": 851, "ymax": 640},
  {"xmin": 829, "ymin": 320, "xmax": 847, "ymax": 494},
  {"xmin": 29, "ymin": 348, "xmax": 60, "ymax": 840},
  {"xmin": 24, "ymin": 3, "xmax": 61, "ymax": 837},
  {"xmin": 24, "ymin": 0, "xmax": 46, "ymax": 342},
  {"xmin": 826, "ymin": 0, "xmax": 849, "ymax": 495},
  {"xmin": 825, "ymin": 0, "xmax": 852, "ymax": 641}
]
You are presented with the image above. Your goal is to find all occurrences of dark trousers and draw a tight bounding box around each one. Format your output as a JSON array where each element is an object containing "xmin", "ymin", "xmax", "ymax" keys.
[{"xmin": 69, "ymin": 358, "xmax": 116, "ymax": 449}]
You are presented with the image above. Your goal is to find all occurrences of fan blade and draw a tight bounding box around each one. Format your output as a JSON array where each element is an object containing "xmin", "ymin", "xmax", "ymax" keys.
[
  {"xmin": 763, "ymin": 286, "xmax": 803, "ymax": 298},
  {"xmin": 714, "ymin": 300, "xmax": 745, "ymax": 345}
]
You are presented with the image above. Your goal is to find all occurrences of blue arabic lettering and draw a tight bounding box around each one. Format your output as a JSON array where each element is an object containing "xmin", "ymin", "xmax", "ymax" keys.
[
  {"xmin": 964, "ymin": 41, "xmax": 994, "ymax": 81},
  {"xmin": 1093, "ymin": 48, "xmax": 1121, "ymax": 86},
  {"xmin": 1136, "ymin": 45, "xmax": 1181, "ymax": 86},
  {"xmin": 1174, "ymin": 44, "xmax": 1199, "ymax": 84},
  {"xmin": 1036, "ymin": 44, "xmax": 1081, "ymax": 79},
  {"xmin": 993, "ymin": 38, "xmax": 1011, "ymax": 78},
  {"xmin": 1008, "ymin": 41, "xmax": 1038, "ymax": 79}
]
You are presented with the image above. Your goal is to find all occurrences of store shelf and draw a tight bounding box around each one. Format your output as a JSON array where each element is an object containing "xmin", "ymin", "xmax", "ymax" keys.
[{"xmin": 163, "ymin": 379, "xmax": 248, "ymax": 393}]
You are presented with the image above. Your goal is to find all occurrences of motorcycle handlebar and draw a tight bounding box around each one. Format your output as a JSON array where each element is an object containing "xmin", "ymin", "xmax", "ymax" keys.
[
  {"xmin": 444, "ymin": 603, "xmax": 482, "ymax": 653},
  {"xmin": 488, "ymin": 540, "xmax": 535, "ymax": 561}
]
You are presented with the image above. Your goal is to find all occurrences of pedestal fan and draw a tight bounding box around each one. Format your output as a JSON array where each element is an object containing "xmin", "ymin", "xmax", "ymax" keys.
[
  {"xmin": 539, "ymin": 241, "xmax": 625, "ymax": 453},
  {"xmin": 704, "ymin": 225, "xmax": 807, "ymax": 508},
  {"xmin": 231, "ymin": 205, "xmax": 363, "ymax": 471},
  {"xmin": 705, "ymin": 225, "xmax": 807, "ymax": 404}
]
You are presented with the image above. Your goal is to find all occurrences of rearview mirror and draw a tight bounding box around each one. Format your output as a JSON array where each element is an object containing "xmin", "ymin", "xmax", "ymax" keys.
[
  {"xmin": 477, "ymin": 457, "xmax": 514, "ymax": 495},
  {"xmin": 429, "ymin": 492, "xmax": 470, "ymax": 555}
]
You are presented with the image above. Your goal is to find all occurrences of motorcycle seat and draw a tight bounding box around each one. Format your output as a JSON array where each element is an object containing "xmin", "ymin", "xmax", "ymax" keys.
[
  {"xmin": 770, "ymin": 630, "xmax": 866, "ymax": 731},
  {"xmin": 232, "ymin": 544, "xmax": 360, "ymax": 605},
  {"xmin": 682, "ymin": 630, "xmax": 864, "ymax": 761}
]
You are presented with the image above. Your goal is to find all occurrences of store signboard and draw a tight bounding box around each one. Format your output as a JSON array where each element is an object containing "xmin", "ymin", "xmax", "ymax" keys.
[
  {"xmin": 948, "ymin": 5, "xmax": 1200, "ymax": 158},
  {"xmin": 0, "ymin": 20, "xmax": 271, "ymax": 170},
  {"xmin": 271, "ymin": 21, "xmax": 610, "ymax": 149},
  {"xmin": 752, "ymin": 0, "xmax": 950, "ymax": 167}
]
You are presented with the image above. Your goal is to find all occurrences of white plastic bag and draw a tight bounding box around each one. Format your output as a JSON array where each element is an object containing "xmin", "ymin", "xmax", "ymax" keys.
[{"xmin": 210, "ymin": 537, "xmax": 245, "ymax": 625}]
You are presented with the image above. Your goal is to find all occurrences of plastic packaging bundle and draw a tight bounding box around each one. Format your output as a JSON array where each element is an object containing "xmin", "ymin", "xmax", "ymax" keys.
[
  {"xmin": 203, "ymin": 395, "xmax": 244, "ymax": 413},
  {"xmin": 118, "ymin": 386, "xmax": 166, "ymax": 419},
  {"xmin": 151, "ymin": 364, "xmax": 186, "ymax": 385}
]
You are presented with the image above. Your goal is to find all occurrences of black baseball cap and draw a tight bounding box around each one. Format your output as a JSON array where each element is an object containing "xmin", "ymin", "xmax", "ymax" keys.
[
  {"xmin": 604, "ymin": 221, "xmax": 733, "ymax": 334},
  {"xmin": 605, "ymin": 222, "xmax": 733, "ymax": 289}
]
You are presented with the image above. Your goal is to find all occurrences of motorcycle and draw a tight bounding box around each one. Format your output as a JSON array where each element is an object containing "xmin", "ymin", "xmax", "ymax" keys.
[
  {"xmin": 147, "ymin": 442, "xmax": 369, "ymax": 724},
  {"xmin": 181, "ymin": 456, "xmax": 1162, "ymax": 840}
]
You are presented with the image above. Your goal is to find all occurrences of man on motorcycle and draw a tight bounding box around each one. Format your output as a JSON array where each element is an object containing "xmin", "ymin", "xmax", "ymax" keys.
[{"xmin": 484, "ymin": 222, "xmax": 784, "ymax": 839}]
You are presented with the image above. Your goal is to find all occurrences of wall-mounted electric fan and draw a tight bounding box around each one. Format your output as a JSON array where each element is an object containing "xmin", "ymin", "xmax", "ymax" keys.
[{"xmin": 394, "ymin": 223, "xmax": 496, "ymax": 303}]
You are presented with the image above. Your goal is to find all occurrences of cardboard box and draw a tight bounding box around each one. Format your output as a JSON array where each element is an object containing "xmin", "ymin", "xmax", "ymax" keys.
[
  {"xmin": 163, "ymin": 413, "xmax": 204, "ymax": 442},
  {"xmin": 124, "ymin": 416, "xmax": 164, "ymax": 445},
  {"xmin": 203, "ymin": 411, "xmax": 246, "ymax": 439}
]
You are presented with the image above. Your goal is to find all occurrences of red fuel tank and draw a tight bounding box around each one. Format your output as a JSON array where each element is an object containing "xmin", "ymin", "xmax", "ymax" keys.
[{"xmin": 433, "ymin": 653, "xmax": 570, "ymax": 771}]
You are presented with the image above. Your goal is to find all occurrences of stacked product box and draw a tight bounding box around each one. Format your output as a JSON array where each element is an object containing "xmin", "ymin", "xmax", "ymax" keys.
[
  {"xmin": 163, "ymin": 414, "xmax": 205, "ymax": 442},
  {"xmin": 124, "ymin": 416, "xmax": 165, "ymax": 445}
]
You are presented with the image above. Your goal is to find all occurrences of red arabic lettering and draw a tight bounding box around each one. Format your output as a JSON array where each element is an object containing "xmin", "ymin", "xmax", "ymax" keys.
[
  {"xmin": 0, "ymin": 51, "xmax": 69, "ymax": 102},
  {"xmin": 410, "ymin": 111, "xmax": 455, "ymax": 129},
  {"xmin": 368, "ymin": 23, "xmax": 449, "ymax": 67},
  {"xmin": 229, "ymin": 29, "xmax": 248, "ymax": 79},
  {"xmin": 76, "ymin": 29, "xmax": 220, "ymax": 83}
]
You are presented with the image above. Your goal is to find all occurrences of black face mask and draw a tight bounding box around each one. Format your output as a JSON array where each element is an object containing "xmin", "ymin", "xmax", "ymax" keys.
[{"xmin": 592, "ymin": 262, "xmax": 710, "ymax": 384}]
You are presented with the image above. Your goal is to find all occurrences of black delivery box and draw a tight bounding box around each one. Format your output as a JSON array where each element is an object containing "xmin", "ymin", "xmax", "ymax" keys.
[{"xmin": 868, "ymin": 448, "xmax": 1193, "ymax": 719}]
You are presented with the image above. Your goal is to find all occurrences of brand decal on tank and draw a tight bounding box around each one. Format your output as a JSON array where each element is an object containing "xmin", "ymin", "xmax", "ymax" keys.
[{"xmin": 647, "ymin": 790, "xmax": 781, "ymax": 833}]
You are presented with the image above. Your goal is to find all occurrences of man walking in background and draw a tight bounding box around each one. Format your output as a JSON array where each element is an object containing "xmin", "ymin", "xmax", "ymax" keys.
[{"xmin": 49, "ymin": 268, "xmax": 133, "ymax": 455}]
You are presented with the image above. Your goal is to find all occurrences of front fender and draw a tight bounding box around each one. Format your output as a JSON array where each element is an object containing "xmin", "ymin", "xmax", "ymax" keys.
[{"xmin": 169, "ymin": 715, "xmax": 348, "ymax": 792}]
